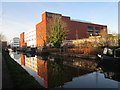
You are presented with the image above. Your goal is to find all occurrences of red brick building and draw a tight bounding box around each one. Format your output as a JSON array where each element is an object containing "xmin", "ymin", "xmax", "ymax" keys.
[
  {"xmin": 2, "ymin": 41, "xmax": 7, "ymax": 48},
  {"xmin": 20, "ymin": 32, "xmax": 27, "ymax": 47},
  {"xmin": 36, "ymin": 12, "xmax": 107, "ymax": 47},
  {"xmin": 20, "ymin": 12, "xmax": 108, "ymax": 47}
]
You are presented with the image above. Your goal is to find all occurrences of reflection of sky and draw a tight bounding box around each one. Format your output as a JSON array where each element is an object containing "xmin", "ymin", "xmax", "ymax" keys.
[
  {"xmin": 63, "ymin": 72, "xmax": 119, "ymax": 88},
  {"xmin": 10, "ymin": 51, "xmax": 20, "ymax": 61},
  {"xmin": 13, "ymin": 52, "xmax": 20, "ymax": 59}
]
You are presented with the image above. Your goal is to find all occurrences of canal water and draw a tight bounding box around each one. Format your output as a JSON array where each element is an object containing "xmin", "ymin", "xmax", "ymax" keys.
[{"xmin": 9, "ymin": 51, "xmax": 120, "ymax": 88}]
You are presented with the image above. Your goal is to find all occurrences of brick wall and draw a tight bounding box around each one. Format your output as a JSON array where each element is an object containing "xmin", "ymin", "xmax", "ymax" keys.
[{"xmin": 36, "ymin": 12, "xmax": 108, "ymax": 47}]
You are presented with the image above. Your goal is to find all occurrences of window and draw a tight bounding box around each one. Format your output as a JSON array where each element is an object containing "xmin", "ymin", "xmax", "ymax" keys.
[
  {"xmin": 47, "ymin": 14, "xmax": 53, "ymax": 17},
  {"xmin": 95, "ymin": 27, "xmax": 100, "ymax": 33},
  {"xmin": 88, "ymin": 26, "xmax": 94, "ymax": 33},
  {"xmin": 47, "ymin": 13, "xmax": 61, "ymax": 18}
]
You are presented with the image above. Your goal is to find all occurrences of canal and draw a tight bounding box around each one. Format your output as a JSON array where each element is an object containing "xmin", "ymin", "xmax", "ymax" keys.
[{"xmin": 9, "ymin": 51, "xmax": 120, "ymax": 88}]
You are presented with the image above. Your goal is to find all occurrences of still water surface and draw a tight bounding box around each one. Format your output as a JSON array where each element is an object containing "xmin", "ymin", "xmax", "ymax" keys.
[{"xmin": 9, "ymin": 51, "xmax": 120, "ymax": 88}]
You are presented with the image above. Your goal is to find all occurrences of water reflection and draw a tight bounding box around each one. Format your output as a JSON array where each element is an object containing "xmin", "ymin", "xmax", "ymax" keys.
[
  {"xmin": 20, "ymin": 53, "xmax": 98, "ymax": 88},
  {"xmin": 97, "ymin": 60, "xmax": 120, "ymax": 82},
  {"xmin": 10, "ymin": 51, "xmax": 20, "ymax": 60},
  {"xmin": 10, "ymin": 51, "xmax": 120, "ymax": 88},
  {"xmin": 20, "ymin": 54, "xmax": 37, "ymax": 72}
]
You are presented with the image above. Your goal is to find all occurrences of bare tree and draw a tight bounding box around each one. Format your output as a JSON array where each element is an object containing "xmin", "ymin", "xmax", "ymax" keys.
[
  {"xmin": 0, "ymin": 32, "xmax": 5, "ymax": 51},
  {"xmin": 0, "ymin": 32, "xmax": 5, "ymax": 42}
]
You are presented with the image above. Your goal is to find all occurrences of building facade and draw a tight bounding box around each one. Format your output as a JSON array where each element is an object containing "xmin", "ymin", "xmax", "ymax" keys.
[
  {"xmin": 11, "ymin": 37, "xmax": 20, "ymax": 48},
  {"xmin": 2, "ymin": 41, "xmax": 7, "ymax": 48},
  {"xmin": 20, "ymin": 12, "xmax": 108, "ymax": 47},
  {"xmin": 20, "ymin": 30, "xmax": 36, "ymax": 48},
  {"xmin": 20, "ymin": 32, "xmax": 26, "ymax": 47},
  {"xmin": 24, "ymin": 30, "xmax": 36, "ymax": 47},
  {"xmin": 36, "ymin": 12, "xmax": 107, "ymax": 47}
]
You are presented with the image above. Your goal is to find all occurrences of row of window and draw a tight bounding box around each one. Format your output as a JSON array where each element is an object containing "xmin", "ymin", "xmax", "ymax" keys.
[
  {"xmin": 87, "ymin": 26, "xmax": 101, "ymax": 33},
  {"xmin": 13, "ymin": 44, "xmax": 19, "ymax": 46},
  {"xmin": 25, "ymin": 39, "xmax": 36, "ymax": 42},
  {"xmin": 25, "ymin": 35, "xmax": 36, "ymax": 39},
  {"xmin": 25, "ymin": 30, "xmax": 35, "ymax": 35},
  {"xmin": 13, "ymin": 42, "xmax": 20, "ymax": 43},
  {"xmin": 47, "ymin": 13, "xmax": 61, "ymax": 18}
]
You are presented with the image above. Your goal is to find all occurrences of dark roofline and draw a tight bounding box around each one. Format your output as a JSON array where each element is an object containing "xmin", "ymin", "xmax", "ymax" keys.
[
  {"xmin": 71, "ymin": 19, "xmax": 107, "ymax": 27},
  {"xmin": 42, "ymin": 11, "xmax": 107, "ymax": 26}
]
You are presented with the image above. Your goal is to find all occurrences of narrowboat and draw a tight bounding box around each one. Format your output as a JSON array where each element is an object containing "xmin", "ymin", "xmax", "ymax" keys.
[{"xmin": 97, "ymin": 46, "xmax": 120, "ymax": 61}]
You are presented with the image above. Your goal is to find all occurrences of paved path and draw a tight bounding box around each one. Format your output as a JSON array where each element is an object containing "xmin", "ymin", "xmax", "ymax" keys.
[
  {"xmin": 0, "ymin": 52, "xmax": 2, "ymax": 89},
  {"xmin": 2, "ymin": 52, "xmax": 14, "ymax": 88}
]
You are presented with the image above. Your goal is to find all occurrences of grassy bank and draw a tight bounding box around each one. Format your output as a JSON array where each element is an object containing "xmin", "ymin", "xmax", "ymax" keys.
[{"xmin": 2, "ymin": 51, "xmax": 43, "ymax": 88}]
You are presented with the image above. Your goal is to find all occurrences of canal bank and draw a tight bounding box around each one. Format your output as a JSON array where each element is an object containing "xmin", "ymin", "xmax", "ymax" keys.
[
  {"xmin": 36, "ymin": 47, "xmax": 99, "ymax": 60},
  {"xmin": 50, "ymin": 52, "xmax": 98, "ymax": 60},
  {"xmin": 36, "ymin": 51, "xmax": 98, "ymax": 62},
  {"xmin": 2, "ymin": 51, "xmax": 43, "ymax": 88}
]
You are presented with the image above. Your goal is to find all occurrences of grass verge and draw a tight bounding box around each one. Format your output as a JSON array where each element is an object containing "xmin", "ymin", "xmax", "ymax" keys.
[{"xmin": 2, "ymin": 50, "xmax": 43, "ymax": 88}]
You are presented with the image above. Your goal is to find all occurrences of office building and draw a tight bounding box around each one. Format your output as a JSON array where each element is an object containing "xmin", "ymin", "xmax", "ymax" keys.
[
  {"xmin": 11, "ymin": 37, "xmax": 20, "ymax": 48},
  {"xmin": 36, "ymin": 12, "xmax": 107, "ymax": 47},
  {"xmin": 20, "ymin": 12, "xmax": 108, "ymax": 47}
]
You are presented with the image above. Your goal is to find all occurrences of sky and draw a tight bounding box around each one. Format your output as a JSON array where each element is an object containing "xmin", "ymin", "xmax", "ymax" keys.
[{"xmin": 1, "ymin": 1, "xmax": 119, "ymax": 42}]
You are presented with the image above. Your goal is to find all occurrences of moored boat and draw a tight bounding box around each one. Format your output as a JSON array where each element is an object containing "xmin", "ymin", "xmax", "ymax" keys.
[{"xmin": 97, "ymin": 46, "xmax": 120, "ymax": 61}]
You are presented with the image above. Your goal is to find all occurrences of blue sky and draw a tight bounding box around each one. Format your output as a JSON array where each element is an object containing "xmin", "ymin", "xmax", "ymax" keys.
[{"xmin": 1, "ymin": 2, "xmax": 118, "ymax": 41}]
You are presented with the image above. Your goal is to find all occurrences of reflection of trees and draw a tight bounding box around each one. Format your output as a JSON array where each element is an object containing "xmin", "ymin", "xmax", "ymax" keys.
[
  {"xmin": 47, "ymin": 58, "xmax": 72, "ymax": 88},
  {"xmin": 63, "ymin": 58, "xmax": 97, "ymax": 71}
]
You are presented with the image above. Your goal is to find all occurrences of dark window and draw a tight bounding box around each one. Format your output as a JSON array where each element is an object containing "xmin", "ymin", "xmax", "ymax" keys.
[
  {"xmin": 88, "ymin": 26, "xmax": 94, "ymax": 33},
  {"xmin": 95, "ymin": 27, "xmax": 100, "ymax": 33},
  {"xmin": 47, "ymin": 14, "xmax": 53, "ymax": 17}
]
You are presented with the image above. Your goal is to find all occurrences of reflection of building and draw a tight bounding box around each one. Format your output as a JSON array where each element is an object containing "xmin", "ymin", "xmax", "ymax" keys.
[
  {"xmin": 37, "ymin": 58, "xmax": 48, "ymax": 88},
  {"xmin": 20, "ymin": 54, "xmax": 38, "ymax": 72},
  {"xmin": 37, "ymin": 56, "xmax": 97, "ymax": 88},
  {"xmin": 20, "ymin": 54, "xmax": 98, "ymax": 88},
  {"xmin": 20, "ymin": 54, "xmax": 25, "ymax": 66},
  {"xmin": 25, "ymin": 56, "xmax": 38, "ymax": 72}
]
